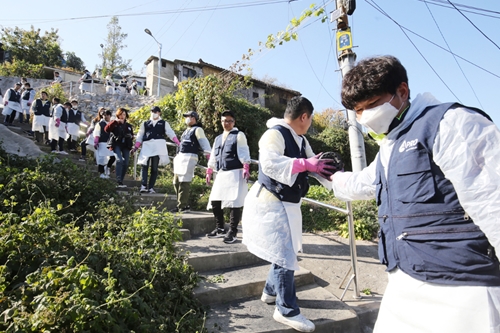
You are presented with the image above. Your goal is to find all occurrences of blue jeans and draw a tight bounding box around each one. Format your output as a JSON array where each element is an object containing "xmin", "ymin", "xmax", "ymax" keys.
[
  {"xmin": 113, "ymin": 145, "xmax": 130, "ymax": 183},
  {"xmin": 264, "ymin": 263, "xmax": 299, "ymax": 317},
  {"xmin": 141, "ymin": 155, "xmax": 159, "ymax": 189}
]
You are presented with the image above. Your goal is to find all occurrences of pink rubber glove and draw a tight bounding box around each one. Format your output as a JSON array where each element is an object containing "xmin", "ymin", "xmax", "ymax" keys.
[
  {"xmin": 94, "ymin": 136, "xmax": 99, "ymax": 150},
  {"xmin": 3, "ymin": 101, "xmax": 7, "ymax": 106},
  {"xmin": 206, "ymin": 168, "xmax": 213, "ymax": 186},
  {"xmin": 291, "ymin": 153, "xmax": 336, "ymax": 179},
  {"xmin": 27, "ymin": 102, "xmax": 31, "ymax": 106},
  {"xmin": 131, "ymin": 141, "xmax": 141, "ymax": 154},
  {"xmin": 55, "ymin": 118, "xmax": 60, "ymax": 127},
  {"xmin": 242, "ymin": 163, "xmax": 250, "ymax": 182},
  {"xmin": 206, "ymin": 153, "xmax": 211, "ymax": 161},
  {"xmin": 172, "ymin": 136, "xmax": 180, "ymax": 146}
]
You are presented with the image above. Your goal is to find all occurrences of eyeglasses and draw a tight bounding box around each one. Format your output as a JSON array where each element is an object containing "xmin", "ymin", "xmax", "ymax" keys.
[{"xmin": 221, "ymin": 120, "xmax": 234, "ymax": 123}]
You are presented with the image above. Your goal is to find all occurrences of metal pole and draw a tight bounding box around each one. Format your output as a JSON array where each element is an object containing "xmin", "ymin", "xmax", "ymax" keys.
[{"xmin": 157, "ymin": 43, "xmax": 162, "ymax": 97}]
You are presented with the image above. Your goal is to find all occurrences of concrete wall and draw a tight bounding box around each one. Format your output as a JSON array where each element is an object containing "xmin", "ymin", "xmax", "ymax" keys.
[{"xmin": 145, "ymin": 58, "xmax": 176, "ymax": 97}]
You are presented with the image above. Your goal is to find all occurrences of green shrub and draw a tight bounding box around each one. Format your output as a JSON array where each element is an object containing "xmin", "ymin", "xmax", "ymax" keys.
[{"xmin": 0, "ymin": 59, "xmax": 45, "ymax": 78}]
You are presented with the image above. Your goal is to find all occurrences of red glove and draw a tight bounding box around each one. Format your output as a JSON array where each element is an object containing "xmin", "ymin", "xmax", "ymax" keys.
[
  {"xmin": 206, "ymin": 168, "xmax": 213, "ymax": 186},
  {"xmin": 172, "ymin": 136, "xmax": 180, "ymax": 146},
  {"xmin": 94, "ymin": 136, "xmax": 99, "ymax": 150},
  {"xmin": 55, "ymin": 118, "xmax": 61, "ymax": 127},
  {"xmin": 243, "ymin": 163, "xmax": 250, "ymax": 182}
]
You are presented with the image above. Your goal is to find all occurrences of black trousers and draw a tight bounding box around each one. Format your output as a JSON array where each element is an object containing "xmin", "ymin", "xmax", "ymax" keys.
[{"xmin": 211, "ymin": 201, "xmax": 242, "ymax": 233}]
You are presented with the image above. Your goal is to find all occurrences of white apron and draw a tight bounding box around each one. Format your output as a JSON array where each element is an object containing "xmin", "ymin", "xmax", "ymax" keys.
[
  {"xmin": 282, "ymin": 200, "xmax": 303, "ymax": 255},
  {"xmin": 96, "ymin": 142, "xmax": 114, "ymax": 165},
  {"xmin": 66, "ymin": 123, "xmax": 81, "ymax": 138},
  {"xmin": 48, "ymin": 119, "xmax": 67, "ymax": 141},
  {"xmin": 21, "ymin": 100, "xmax": 30, "ymax": 114},
  {"xmin": 137, "ymin": 140, "xmax": 170, "ymax": 166},
  {"xmin": 173, "ymin": 152, "xmax": 197, "ymax": 182},
  {"xmin": 207, "ymin": 169, "xmax": 248, "ymax": 209},
  {"xmin": 32, "ymin": 115, "xmax": 49, "ymax": 132},
  {"xmin": 2, "ymin": 103, "xmax": 21, "ymax": 116}
]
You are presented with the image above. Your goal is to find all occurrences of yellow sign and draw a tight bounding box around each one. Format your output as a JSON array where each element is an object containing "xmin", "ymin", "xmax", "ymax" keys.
[{"xmin": 337, "ymin": 29, "xmax": 353, "ymax": 51}]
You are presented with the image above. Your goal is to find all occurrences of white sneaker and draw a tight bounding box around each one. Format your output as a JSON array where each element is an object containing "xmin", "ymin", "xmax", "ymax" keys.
[
  {"xmin": 273, "ymin": 308, "xmax": 315, "ymax": 332},
  {"xmin": 104, "ymin": 165, "xmax": 110, "ymax": 176},
  {"xmin": 58, "ymin": 150, "xmax": 68, "ymax": 155},
  {"xmin": 148, "ymin": 188, "xmax": 156, "ymax": 194},
  {"xmin": 261, "ymin": 292, "xmax": 276, "ymax": 304},
  {"xmin": 99, "ymin": 173, "xmax": 109, "ymax": 179},
  {"xmin": 140, "ymin": 185, "xmax": 148, "ymax": 193}
]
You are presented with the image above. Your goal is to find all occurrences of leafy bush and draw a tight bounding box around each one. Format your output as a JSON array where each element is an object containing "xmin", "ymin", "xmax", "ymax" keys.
[
  {"xmin": 0, "ymin": 146, "xmax": 207, "ymax": 332},
  {"xmin": 0, "ymin": 59, "xmax": 45, "ymax": 78}
]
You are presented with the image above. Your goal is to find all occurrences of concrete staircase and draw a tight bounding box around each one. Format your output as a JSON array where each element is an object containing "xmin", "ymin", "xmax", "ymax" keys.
[{"xmin": 1, "ymin": 116, "xmax": 382, "ymax": 332}]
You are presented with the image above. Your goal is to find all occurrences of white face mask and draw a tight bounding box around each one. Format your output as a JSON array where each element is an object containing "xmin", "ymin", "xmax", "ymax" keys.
[
  {"xmin": 184, "ymin": 117, "xmax": 191, "ymax": 125},
  {"xmin": 358, "ymin": 95, "xmax": 402, "ymax": 134},
  {"xmin": 151, "ymin": 112, "xmax": 160, "ymax": 120}
]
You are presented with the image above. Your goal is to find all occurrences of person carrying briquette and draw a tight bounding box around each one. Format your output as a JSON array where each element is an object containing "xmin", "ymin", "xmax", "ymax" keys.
[
  {"xmin": 2, "ymin": 82, "xmax": 22, "ymax": 126},
  {"xmin": 241, "ymin": 96, "xmax": 339, "ymax": 332},
  {"xmin": 171, "ymin": 111, "xmax": 211, "ymax": 213},
  {"xmin": 66, "ymin": 100, "xmax": 88, "ymax": 153},
  {"xmin": 48, "ymin": 98, "xmax": 69, "ymax": 154},
  {"xmin": 205, "ymin": 110, "xmax": 251, "ymax": 244},
  {"xmin": 80, "ymin": 107, "xmax": 104, "ymax": 161},
  {"xmin": 330, "ymin": 55, "xmax": 500, "ymax": 333},
  {"xmin": 20, "ymin": 82, "xmax": 35, "ymax": 123},
  {"xmin": 132, "ymin": 106, "xmax": 180, "ymax": 194},
  {"xmin": 93, "ymin": 109, "xmax": 115, "ymax": 178},
  {"xmin": 104, "ymin": 108, "xmax": 134, "ymax": 187},
  {"xmin": 129, "ymin": 79, "xmax": 138, "ymax": 96},
  {"xmin": 31, "ymin": 91, "xmax": 51, "ymax": 144}
]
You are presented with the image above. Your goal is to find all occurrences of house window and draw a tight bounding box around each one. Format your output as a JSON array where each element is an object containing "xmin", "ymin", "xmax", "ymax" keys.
[
  {"xmin": 183, "ymin": 67, "xmax": 197, "ymax": 78},
  {"xmin": 279, "ymin": 97, "xmax": 287, "ymax": 105},
  {"xmin": 253, "ymin": 92, "xmax": 259, "ymax": 99}
]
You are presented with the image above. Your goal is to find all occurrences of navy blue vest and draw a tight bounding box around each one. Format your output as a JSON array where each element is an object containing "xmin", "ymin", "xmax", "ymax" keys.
[
  {"xmin": 33, "ymin": 99, "xmax": 51, "ymax": 117},
  {"xmin": 98, "ymin": 121, "xmax": 110, "ymax": 143},
  {"xmin": 179, "ymin": 126, "xmax": 201, "ymax": 154},
  {"xmin": 22, "ymin": 88, "xmax": 33, "ymax": 100},
  {"xmin": 60, "ymin": 108, "xmax": 68, "ymax": 123},
  {"xmin": 8, "ymin": 89, "xmax": 21, "ymax": 103},
  {"xmin": 142, "ymin": 120, "xmax": 166, "ymax": 142},
  {"xmin": 258, "ymin": 125, "xmax": 309, "ymax": 204},
  {"xmin": 67, "ymin": 109, "xmax": 83, "ymax": 125},
  {"xmin": 214, "ymin": 130, "xmax": 243, "ymax": 171},
  {"xmin": 376, "ymin": 102, "xmax": 500, "ymax": 286}
]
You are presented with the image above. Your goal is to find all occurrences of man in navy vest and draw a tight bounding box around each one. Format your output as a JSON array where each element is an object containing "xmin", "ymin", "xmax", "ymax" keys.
[
  {"xmin": 206, "ymin": 110, "xmax": 251, "ymax": 244},
  {"xmin": 171, "ymin": 111, "xmax": 211, "ymax": 213},
  {"xmin": 2, "ymin": 82, "xmax": 22, "ymax": 126},
  {"xmin": 31, "ymin": 91, "xmax": 51, "ymax": 143},
  {"xmin": 242, "ymin": 96, "xmax": 338, "ymax": 332},
  {"xmin": 331, "ymin": 55, "xmax": 500, "ymax": 333}
]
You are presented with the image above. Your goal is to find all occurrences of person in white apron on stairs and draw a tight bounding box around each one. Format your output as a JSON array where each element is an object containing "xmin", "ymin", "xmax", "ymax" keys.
[
  {"xmin": 171, "ymin": 111, "xmax": 211, "ymax": 213},
  {"xmin": 48, "ymin": 98, "xmax": 68, "ymax": 154},
  {"xmin": 105, "ymin": 74, "xmax": 115, "ymax": 95},
  {"xmin": 20, "ymin": 82, "xmax": 35, "ymax": 123},
  {"xmin": 241, "ymin": 97, "xmax": 338, "ymax": 333},
  {"xmin": 31, "ymin": 91, "xmax": 51, "ymax": 144},
  {"xmin": 66, "ymin": 100, "xmax": 88, "ymax": 153},
  {"xmin": 2, "ymin": 82, "xmax": 22, "ymax": 126},
  {"xmin": 132, "ymin": 106, "xmax": 180, "ymax": 194},
  {"xmin": 92, "ymin": 109, "xmax": 115, "ymax": 179},
  {"xmin": 79, "ymin": 70, "xmax": 92, "ymax": 94},
  {"xmin": 80, "ymin": 107, "xmax": 104, "ymax": 161},
  {"xmin": 205, "ymin": 110, "xmax": 251, "ymax": 244}
]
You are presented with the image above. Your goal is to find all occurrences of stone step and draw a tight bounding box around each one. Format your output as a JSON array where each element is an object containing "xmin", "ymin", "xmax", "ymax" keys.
[
  {"xmin": 173, "ymin": 211, "xmax": 214, "ymax": 236},
  {"xmin": 194, "ymin": 264, "xmax": 315, "ymax": 305},
  {"xmin": 204, "ymin": 283, "xmax": 361, "ymax": 333},
  {"xmin": 179, "ymin": 228, "xmax": 191, "ymax": 241},
  {"xmin": 181, "ymin": 234, "xmax": 265, "ymax": 272}
]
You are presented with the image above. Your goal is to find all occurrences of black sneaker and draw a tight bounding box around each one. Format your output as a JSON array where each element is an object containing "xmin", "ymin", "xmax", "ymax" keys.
[
  {"xmin": 207, "ymin": 228, "xmax": 225, "ymax": 238},
  {"xmin": 223, "ymin": 230, "xmax": 237, "ymax": 244},
  {"xmin": 169, "ymin": 207, "xmax": 180, "ymax": 213}
]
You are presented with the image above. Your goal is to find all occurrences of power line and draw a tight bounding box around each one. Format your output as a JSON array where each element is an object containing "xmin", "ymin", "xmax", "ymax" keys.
[
  {"xmin": 417, "ymin": 0, "xmax": 500, "ymax": 18},
  {"xmin": 424, "ymin": 1, "xmax": 483, "ymax": 108},
  {"xmin": 445, "ymin": 0, "xmax": 500, "ymax": 51},
  {"xmin": 366, "ymin": 0, "xmax": 462, "ymax": 102}
]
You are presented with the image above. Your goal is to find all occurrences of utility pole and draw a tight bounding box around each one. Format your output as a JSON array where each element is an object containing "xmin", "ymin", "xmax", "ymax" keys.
[{"xmin": 332, "ymin": 0, "xmax": 366, "ymax": 173}]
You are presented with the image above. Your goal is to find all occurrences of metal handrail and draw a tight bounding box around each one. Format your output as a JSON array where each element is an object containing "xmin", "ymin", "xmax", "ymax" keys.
[{"xmin": 132, "ymin": 143, "xmax": 360, "ymax": 300}]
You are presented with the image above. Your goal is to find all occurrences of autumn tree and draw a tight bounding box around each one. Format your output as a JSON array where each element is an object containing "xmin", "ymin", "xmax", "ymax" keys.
[{"xmin": 100, "ymin": 16, "xmax": 131, "ymax": 76}]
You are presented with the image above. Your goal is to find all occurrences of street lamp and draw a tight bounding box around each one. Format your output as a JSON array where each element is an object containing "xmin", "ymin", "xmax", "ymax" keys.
[
  {"xmin": 100, "ymin": 43, "xmax": 105, "ymax": 78},
  {"xmin": 144, "ymin": 28, "xmax": 162, "ymax": 97}
]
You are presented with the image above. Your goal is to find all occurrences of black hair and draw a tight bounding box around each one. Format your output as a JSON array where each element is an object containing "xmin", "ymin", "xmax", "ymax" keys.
[
  {"xmin": 53, "ymin": 97, "xmax": 61, "ymax": 103},
  {"xmin": 24, "ymin": 82, "xmax": 30, "ymax": 87},
  {"xmin": 221, "ymin": 110, "xmax": 235, "ymax": 119},
  {"xmin": 284, "ymin": 96, "xmax": 314, "ymax": 120},
  {"xmin": 341, "ymin": 55, "xmax": 410, "ymax": 110},
  {"xmin": 63, "ymin": 102, "xmax": 71, "ymax": 107}
]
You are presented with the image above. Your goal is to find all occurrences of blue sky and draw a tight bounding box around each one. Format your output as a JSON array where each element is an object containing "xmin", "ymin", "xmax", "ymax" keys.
[{"xmin": 2, "ymin": 0, "xmax": 499, "ymax": 124}]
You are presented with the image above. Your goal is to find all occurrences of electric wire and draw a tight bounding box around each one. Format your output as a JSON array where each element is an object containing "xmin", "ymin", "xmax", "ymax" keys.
[
  {"xmin": 445, "ymin": 0, "xmax": 500, "ymax": 51},
  {"xmin": 416, "ymin": 0, "xmax": 500, "ymax": 19},
  {"xmin": 367, "ymin": 0, "xmax": 462, "ymax": 102},
  {"xmin": 424, "ymin": 1, "xmax": 483, "ymax": 108}
]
